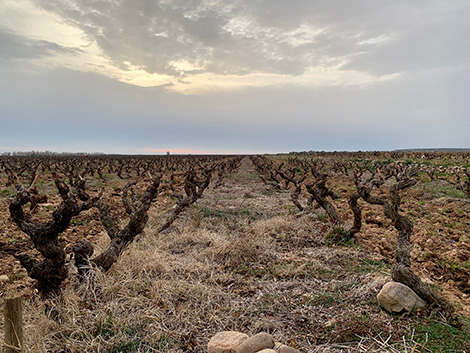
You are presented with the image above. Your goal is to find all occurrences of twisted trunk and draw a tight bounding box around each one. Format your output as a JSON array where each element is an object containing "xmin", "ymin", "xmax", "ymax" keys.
[{"xmin": 9, "ymin": 178, "xmax": 98, "ymax": 296}]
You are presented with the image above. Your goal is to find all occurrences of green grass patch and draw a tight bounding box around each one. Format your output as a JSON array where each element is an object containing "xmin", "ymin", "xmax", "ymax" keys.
[
  {"xmin": 70, "ymin": 219, "xmax": 88, "ymax": 226},
  {"xmin": 111, "ymin": 337, "xmax": 142, "ymax": 353},
  {"xmin": 348, "ymin": 258, "xmax": 390, "ymax": 274},
  {"xmin": 425, "ymin": 183, "xmax": 467, "ymax": 199},
  {"xmin": 411, "ymin": 316, "xmax": 470, "ymax": 352},
  {"xmin": 325, "ymin": 226, "xmax": 353, "ymax": 246},
  {"xmin": 9, "ymin": 272, "xmax": 27, "ymax": 282},
  {"xmin": 153, "ymin": 335, "xmax": 177, "ymax": 352},
  {"xmin": 95, "ymin": 313, "xmax": 116, "ymax": 338},
  {"xmin": 305, "ymin": 292, "xmax": 343, "ymax": 307},
  {"xmin": 238, "ymin": 208, "xmax": 251, "ymax": 215},
  {"xmin": 9, "ymin": 236, "xmax": 26, "ymax": 245},
  {"xmin": 236, "ymin": 261, "xmax": 338, "ymax": 281}
]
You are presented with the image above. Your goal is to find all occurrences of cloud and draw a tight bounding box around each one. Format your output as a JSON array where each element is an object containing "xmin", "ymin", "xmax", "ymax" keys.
[
  {"xmin": 342, "ymin": 1, "xmax": 470, "ymax": 75},
  {"xmin": 0, "ymin": 1, "xmax": 468, "ymax": 153},
  {"xmin": 0, "ymin": 27, "xmax": 80, "ymax": 61},
  {"xmin": 3, "ymin": 0, "xmax": 466, "ymax": 93},
  {"xmin": 31, "ymin": 0, "xmax": 383, "ymax": 78}
]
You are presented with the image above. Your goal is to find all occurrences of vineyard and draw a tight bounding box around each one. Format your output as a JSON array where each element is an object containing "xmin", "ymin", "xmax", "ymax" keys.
[{"xmin": 0, "ymin": 152, "xmax": 469, "ymax": 352}]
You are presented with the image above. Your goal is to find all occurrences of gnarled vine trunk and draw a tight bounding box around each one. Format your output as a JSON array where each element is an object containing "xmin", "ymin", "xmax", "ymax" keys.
[{"xmin": 9, "ymin": 176, "xmax": 99, "ymax": 296}]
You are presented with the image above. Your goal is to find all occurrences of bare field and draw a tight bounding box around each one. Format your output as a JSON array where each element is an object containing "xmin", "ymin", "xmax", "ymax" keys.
[{"xmin": 1, "ymin": 155, "xmax": 469, "ymax": 352}]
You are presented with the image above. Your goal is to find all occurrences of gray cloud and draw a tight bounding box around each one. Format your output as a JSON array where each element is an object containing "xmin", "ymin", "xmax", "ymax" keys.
[
  {"xmin": 341, "ymin": 1, "xmax": 470, "ymax": 75},
  {"xmin": 0, "ymin": 27, "xmax": 80, "ymax": 62},
  {"xmin": 33, "ymin": 0, "xmax": 469, "ymax": 80}
]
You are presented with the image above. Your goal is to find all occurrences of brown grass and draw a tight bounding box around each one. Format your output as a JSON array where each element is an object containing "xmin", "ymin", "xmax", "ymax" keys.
[
  {"xmin": 1, "ymin": 157, "xmax": 468, "ymax": 352},
  {"xmin": 12, "ymin": 212, "xmax": 409, "ymax": 352}
]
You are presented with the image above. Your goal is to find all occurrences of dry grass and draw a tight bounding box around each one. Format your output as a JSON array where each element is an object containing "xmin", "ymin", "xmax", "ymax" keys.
[
  {"xmin": 2, "ymin": 157, "xmax": 468, "ymax": 352},
  {"xmin": 13, "ymin": 213, "xmax": 411, "ymax": 352}
]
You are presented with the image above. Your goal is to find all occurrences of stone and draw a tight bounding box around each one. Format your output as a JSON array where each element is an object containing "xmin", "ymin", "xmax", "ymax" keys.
[
  {"xmin": 0, "ymin": 275, "xmax": 9, "ymax": 282},
  {"xmin": 256, "ymin": 350, "xmax": 277, "ymax": 353},
  {"xmin": 377, "ymin": 281, "xmax": 426, "ymax": 313},
  {"xmin": 274, "ymin": 342, "xmax": 300, "ymax": 353},
  {"xmin": 273, "ymin": 342, "xmax": 282, "ymax": 351},
  {"xmin": 208, "ymin": 331, "xmax": 249, "ymax": 353},
  {"xmin": 237, "ymin": 332, "xmax": 274, "ymax": 353},
  {"xmin": 278, "ymin": 346, "xmax": 299, "ymax": 353}
]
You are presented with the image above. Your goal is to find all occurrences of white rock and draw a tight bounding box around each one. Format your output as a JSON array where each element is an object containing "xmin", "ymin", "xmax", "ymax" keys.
[
  {"xmin": 377, "ymin": 281, "xmax": 426, "ymax": 313},
  {"xmin": 0, "ymin": 275, "xmax": 9, "ymax": 283},
  {"xmin": 208, "ymin": 331, "xmax": 249, "ymax": 353}
]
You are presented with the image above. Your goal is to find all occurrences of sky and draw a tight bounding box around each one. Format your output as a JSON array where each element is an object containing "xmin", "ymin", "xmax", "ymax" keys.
[{"xmin": 0, "ymin": 0, "xmax": 469, "ymax": 154}]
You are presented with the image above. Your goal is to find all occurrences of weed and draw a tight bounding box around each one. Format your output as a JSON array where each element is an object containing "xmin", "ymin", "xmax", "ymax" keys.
[
  {"xmin": 424, "ymin": 280, "xmax": 443, "ymax": 293},
  {"xmin": 153, "ymin": 335, "xmax": 176, "ymax": 352},
  {"xmin": 461, "ymin": 261, "xmax": 470, "ymax": 269},
  {"xmin": 9, "ymin": 236, "xmax": 26, "ymax": 245},
  {"xmin": 9, "ymin": 272, "xmax": 26, "ymax": 282},
  {"xmin": 194, "ymin": 206, "xmax": 213, "ymax": 217},
  {"xmin": 111, "ymin": 338, "xmax": 141, "ymax": 353},
  {"xmin": 351, "ymin": 258, "xmax": 390, "ymax": 274},
  {"xmin": 95, "ymin": 313, "xmax": 115, "ymax": 338},
  {"xmin": 302, "ymin": 263, "xmax": 338, "ymax": 280},
  {"xmin": 305, "ymin": 292, "xmax": 342, "ymax": 307},
  {"xmin": 239, "ymin": 208, "xmax": 251, "ymax": 215},
  {"xmin": 71, "ymin": 219, "xmax": 87, "ymax": 226},
  {"xmin": 443, "ymin": 222, "xmax": 457, "ymax": 229},
  {"xmin": 426, "ymin": 183, "xmax": 466, "ymax": 199},
  {"xmin": 111, "ymin": 326, "xmax": 143, "ymax": 353},
  {"xmin": 325, "ymin": 226, "xmax": 353, "ymax": 245},
  {"xmin": 411, "ymin": 316, "xmax": 470, "ymax": 352}
]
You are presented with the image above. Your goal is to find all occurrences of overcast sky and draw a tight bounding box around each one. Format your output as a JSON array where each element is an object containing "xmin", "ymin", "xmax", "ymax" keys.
[{"xmin": 1, "ymin": 0, "xmax": 469, "ymax": 154}]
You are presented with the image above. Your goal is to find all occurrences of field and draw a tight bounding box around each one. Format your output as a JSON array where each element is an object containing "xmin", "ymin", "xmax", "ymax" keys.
[{"xmin": 0, "ymin": 152, "xmax": 469, "ymax": 352}]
